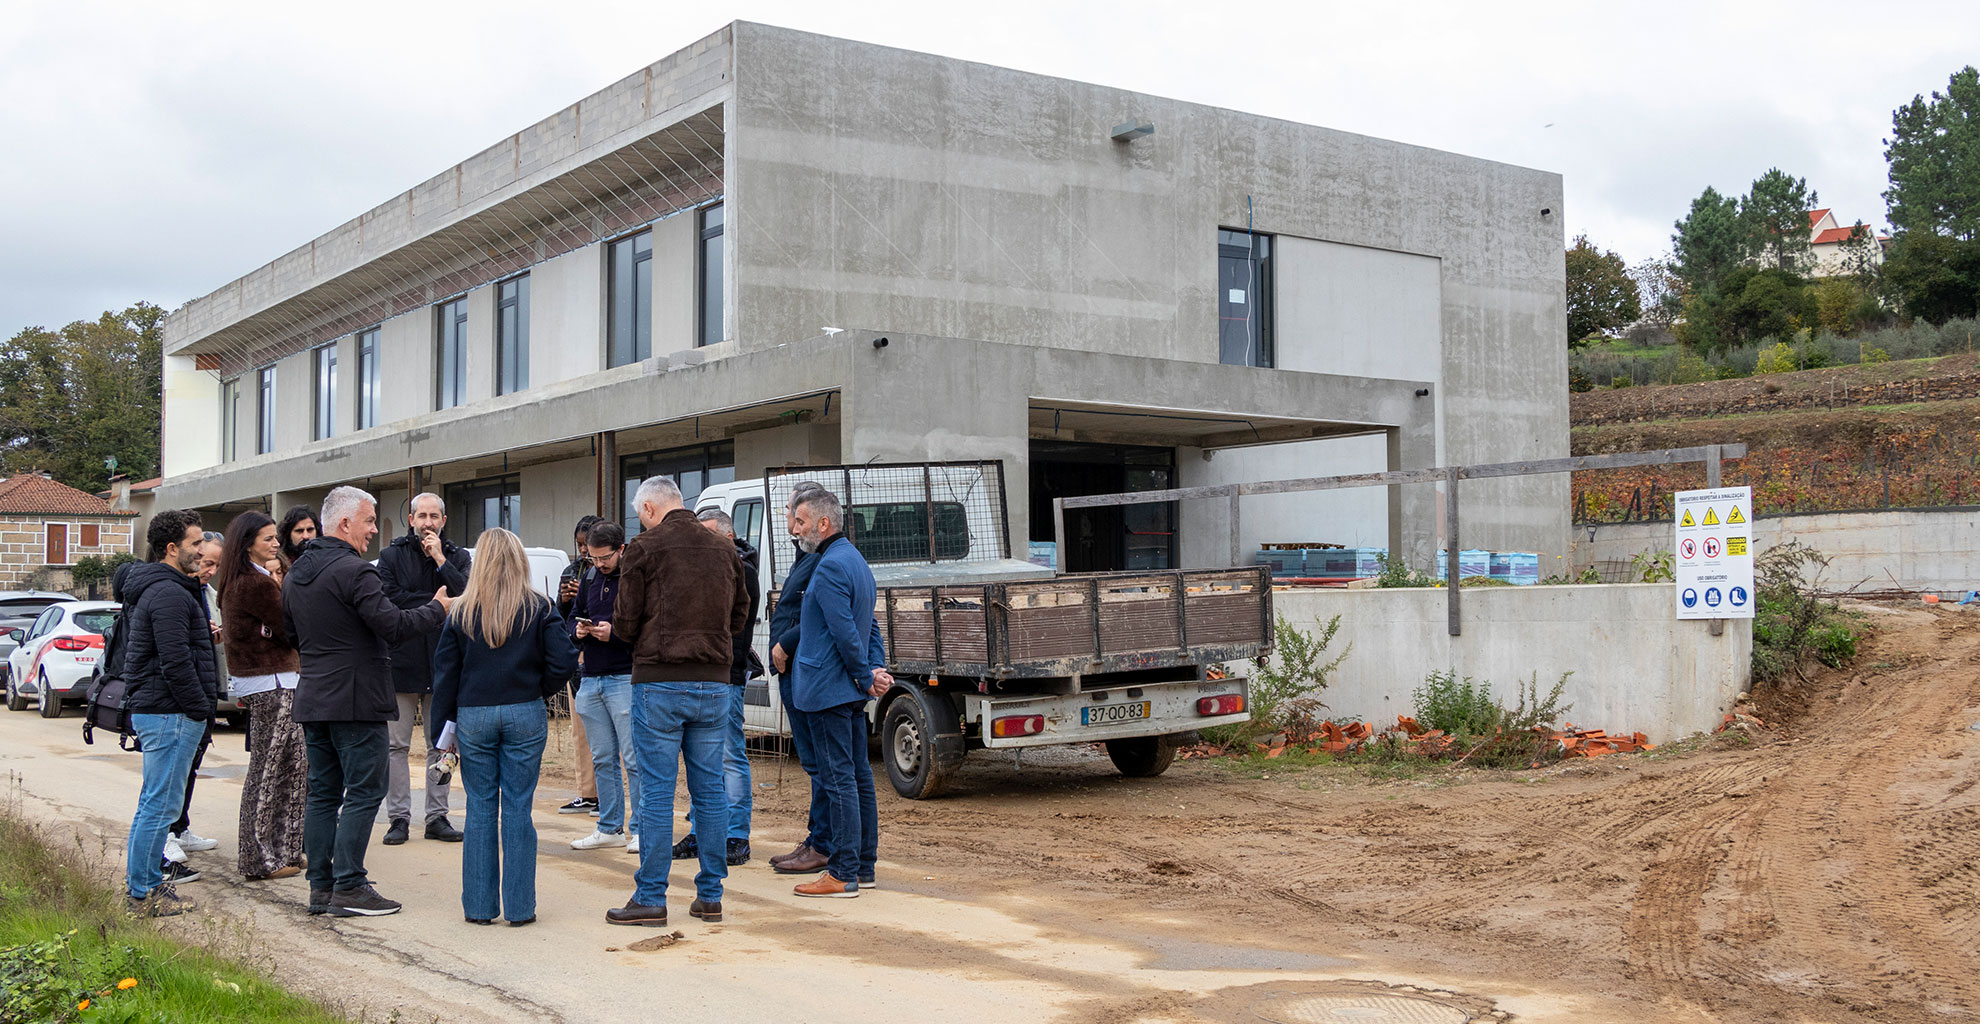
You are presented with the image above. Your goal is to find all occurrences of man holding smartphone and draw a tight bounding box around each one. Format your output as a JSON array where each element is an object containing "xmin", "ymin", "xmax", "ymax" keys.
[{"xmin": 566, "ymin": 521, "xmax": 641, "ymax": 853}]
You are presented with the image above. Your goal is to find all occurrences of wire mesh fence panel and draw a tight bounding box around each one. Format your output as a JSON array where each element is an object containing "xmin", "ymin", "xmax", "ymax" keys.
[{"xmin": 766, "ymin": 462, "xmax": 1010, "ymax": 584}]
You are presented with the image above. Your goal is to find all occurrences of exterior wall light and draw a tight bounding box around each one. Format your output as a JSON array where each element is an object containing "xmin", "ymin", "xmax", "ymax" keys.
[{"xmin": 1110, "ymin": 121, "xmax": 1154, "ymax": 142}]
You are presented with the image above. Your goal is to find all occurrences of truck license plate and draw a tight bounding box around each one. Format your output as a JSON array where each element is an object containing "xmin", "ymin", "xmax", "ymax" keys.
[{"xmin": 1081, "ymin": 701, "xmax": 1152, "ymax": 726}]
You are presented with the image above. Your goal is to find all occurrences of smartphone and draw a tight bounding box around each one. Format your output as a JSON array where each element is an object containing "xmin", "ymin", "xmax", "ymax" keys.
[{"xmin": 575, "ymin": 617, "xmax": 594, "ymax": 627}]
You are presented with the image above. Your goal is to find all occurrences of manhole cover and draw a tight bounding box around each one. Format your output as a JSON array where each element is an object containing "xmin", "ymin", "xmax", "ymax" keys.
[{"xmin": 1255, "ymin": 993, "xmax": 1470, "ymax": 1024}]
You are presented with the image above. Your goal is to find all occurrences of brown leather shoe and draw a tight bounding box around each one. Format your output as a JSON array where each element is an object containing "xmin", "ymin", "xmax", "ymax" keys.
[
  {"xmin": 267, "ymin": 865, "xmax": 302, "ymax": 880},
  {"xmin": 689, "ymin": 898, "xmax": 722, "ymax": 922},
  {"xmin": 768, "ymin": 842, "xmax": 812, "ymax": 868},
  {"xmin": 773, "ymin": 846, "xmax": 829, "ymax": 875},
  {"xmin": 605, "ymin": 900, "xmax": 668, "ymax": 926},
  {"xmin": 793, "ymin": 872, "xmax": 859, "ymax": 898}
]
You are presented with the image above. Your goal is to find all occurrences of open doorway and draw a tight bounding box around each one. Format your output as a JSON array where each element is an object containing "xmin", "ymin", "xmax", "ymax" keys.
[{"xmin": 1030, "ymin": 441, "xmax": 1175, "ymax": 573}]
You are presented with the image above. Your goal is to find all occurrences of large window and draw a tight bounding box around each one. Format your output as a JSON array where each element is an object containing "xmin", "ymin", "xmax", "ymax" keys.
[
  {"xmin": 436, "ymin": 297, "xmax": 468, "ymax": 409},
  {"xmin": 311, "ymin": 342, "xmax": 338, "ymax": 441},
  {"xmin": 443, "ymin": 474, "xmax": 521, "ymax": 548},
  {"xmin": 1217, "ymin": 229, "xmax": 1274, "ymax": 368},
  {"xmin": 620, "ymin": 441, "xmax": 734, "ymax": 536},
  {"xmin": 497, "ymin": 275, "xmax": 530, "ymax": 395},
  {"xmin": 356, "ymin": 327, "xmax": 380, "ymax": 429},
  {"xmin": 220, "ymin": 378, "xmax": 240, "ymax": 462},
  {"xmin": 255, "ymin": 365, "xmax": 276, "ymax": 455},
  {"xmin": 608, "ymin": 230, "xmax": 653, "ymax": 366},
  {"xmin": 698, "ymin": 204, "xmax": 724, "ymax": 347}
]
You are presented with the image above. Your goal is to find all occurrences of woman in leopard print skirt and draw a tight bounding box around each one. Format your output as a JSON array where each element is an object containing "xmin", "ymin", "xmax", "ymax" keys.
[{"xmin": 217, "ymin": 512, "xmax": 307, "ymax": 880}]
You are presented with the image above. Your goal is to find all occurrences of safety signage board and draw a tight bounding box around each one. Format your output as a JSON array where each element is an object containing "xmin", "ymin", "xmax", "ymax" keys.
[{"xmin": 1674, "ymin": 486, "xmax": 1754, "ymax": 620}]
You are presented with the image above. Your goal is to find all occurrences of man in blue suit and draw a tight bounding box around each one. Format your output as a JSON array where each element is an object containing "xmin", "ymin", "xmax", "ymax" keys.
[{"xmin": 788, "ymin": 488, "xmax": 894, "ymax": 898}]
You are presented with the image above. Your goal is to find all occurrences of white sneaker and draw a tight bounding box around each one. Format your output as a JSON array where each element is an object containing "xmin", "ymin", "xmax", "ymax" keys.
[
  {"xmin": 569, "ymin": 829, "xmax": 628, "ymax": 851},
  {"xmin": 175, "ymin": 831, "xmax": 219, "ymax": 853},
  {"xmin": 626, "ymin": 834, "xmax": 640, "ymax": 855},
  {"xmin": 161, "ymin": 834, "xmax": 188, "ymax": 864}
]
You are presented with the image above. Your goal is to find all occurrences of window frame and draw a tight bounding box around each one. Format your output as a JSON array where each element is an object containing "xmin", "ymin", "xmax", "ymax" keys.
[
  {"xmin": 1217, "ymin": 229, "xmax": 1275, "ymax": 368},
  {"xmin": 441, "ymin": 474, "xmax": 522, "ymax": 549},
  {"xmin": 220, "ymin": 377, "xmax": 240, "ymax": 462},
  {"xmin": 607, "ymin": 229, "xmax": 654, "ymax": 367},
  {"xmin": 255, "ymin": 365, "xmax": 276, "ymax": 455},
  {"xmin": 496, "ymin": 274, "xmax": 530, "ymax": 395},
  {"xmin": 310, "ymin": 341, "xmax": 338, "ymax": 441},
  {"xmin": 697, "ymin": 203, "xmax": 724, "ymax": 348},
  {"xmin": 435, "ymin": 296, "xmax": 468, "ymax": 410},
  {"xmin": 356, "ymin": 327, "xmax": 381, "ymax": 429},
  {"xmin": 619, "ymin": 441, "xmax": 735, "ymax": 536}
]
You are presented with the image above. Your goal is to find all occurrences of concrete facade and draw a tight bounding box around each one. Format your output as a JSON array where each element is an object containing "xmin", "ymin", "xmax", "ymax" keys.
[
  {"xmin": 156, "ymin": 23, "xmax": 1566, "ymax": 565},
  {"xmin": 1275, "ymin": 585, "xmax": 1750, "ymax": 742},
  {"xmin": 1575, "ymin": 508, "xmax": 1980, "ymax": 598}
]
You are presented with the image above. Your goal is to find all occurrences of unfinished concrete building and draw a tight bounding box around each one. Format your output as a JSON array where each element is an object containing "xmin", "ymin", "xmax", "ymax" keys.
[{"xmin": 157, "ymin": 22, "xmax": 1567, "ymax": 569}]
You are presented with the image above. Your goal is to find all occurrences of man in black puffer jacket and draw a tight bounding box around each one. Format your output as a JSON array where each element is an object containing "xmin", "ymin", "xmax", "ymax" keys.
[
  {"xmin": 121, "ymin": 509, "xmax": 218, "ymax": 917},
  {"xmin": 284, "ymin": 486, "xmax": 452, "ymax": 919},
  {"xmin": 375, "ymin": 492, "xmax": 471, "ymax": 845}
]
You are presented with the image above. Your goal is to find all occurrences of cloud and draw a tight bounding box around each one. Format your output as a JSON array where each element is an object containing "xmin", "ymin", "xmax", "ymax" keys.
[{"xmin": 2, "ymin": 0, "xmax": 1976, "ymax": 335}]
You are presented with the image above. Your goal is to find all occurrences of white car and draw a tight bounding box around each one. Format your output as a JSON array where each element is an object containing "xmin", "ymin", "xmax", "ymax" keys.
[{"xmin": 5, "ymin": 601, "xmax": 119, "ymax": 719}]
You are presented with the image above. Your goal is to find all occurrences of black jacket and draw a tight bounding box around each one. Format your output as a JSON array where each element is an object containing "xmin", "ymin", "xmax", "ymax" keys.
[
  {"xmin": 729, "ymin": 537, "xmax": 762, "ymax": 686},
  {"xmin": 283, "ymin": 537, "xmax": 448, "ymax": 724},
  {"xmin": 375, "ymin": 531, "xmax": 471, "ymax": 693},
  {"xmin": 121, "ymin": 561, "xmax": 220, "ymax": 718},
  {"xmin": 429, "ymin": 598, "xmax": 578, "ymax": 746},
  {"xmin": 569, "ymin": 565, "xmax": 633, "ymax": 678},
  {"xmin": 768, "ymin": 545, "xmax": 817, "ymax": 680}
]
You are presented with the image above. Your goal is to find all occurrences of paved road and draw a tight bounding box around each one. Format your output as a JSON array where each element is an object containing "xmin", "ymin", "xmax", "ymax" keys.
[{"xmin": 0, "ymin": 708, "xmax": 1614, "ymax": 1024}]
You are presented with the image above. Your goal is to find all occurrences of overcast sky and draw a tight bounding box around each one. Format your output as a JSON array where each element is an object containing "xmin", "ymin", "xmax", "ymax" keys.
[{"xmin": 4, "ymin": 0, "xmax": 1975, "ymax": 338}]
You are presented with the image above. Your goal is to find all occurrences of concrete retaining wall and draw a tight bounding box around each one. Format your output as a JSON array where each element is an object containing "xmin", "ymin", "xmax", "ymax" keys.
[
  {"xmin": 1271, "ymin": 584, "xmax": 1748, "ymax": 741},
  {"xmin": 1571, "ymin": 508, "xmax": 1980, "ymax": 596}
]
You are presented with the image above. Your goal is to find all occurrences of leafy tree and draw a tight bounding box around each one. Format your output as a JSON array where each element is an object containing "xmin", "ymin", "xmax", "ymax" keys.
[
  {"xmin": 1672, "ymin": 186, "xmax": 1750, "ymax": 293},
  {"xmin": 1882, "ymin": 232, "xmax": 1980, "ymax": 324},
  {"xmin": 1743, "ymin": 168, "xmax": 1818, "ymax": 273},
  {"xmin": 0, "ymin": 303, "xmax": 164, "ymax": 493},
  {"xmin": 1564, "ymin": 235, "xmax": 1642, "ymax": 346},
  {"xmin": 1628, "ymin": 255, "xmax": 1683, "ymax": 327},
  {"xmin": 1884, "ymin": 66, "xmax": 1980, "ymax": 240}
]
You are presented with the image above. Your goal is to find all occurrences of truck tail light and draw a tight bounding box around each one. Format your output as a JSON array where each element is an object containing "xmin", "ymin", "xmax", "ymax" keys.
[
  {"xmin": 991, "ymin": 715, "xmax": 1045, "ymax": 738},
  {"xmin": 1197, "ymin": 694, "xmax": 1245, "ymax": 716},
  {"xmin": 51, "ymin": 636, "xmax": 91, "ymax": 652}
]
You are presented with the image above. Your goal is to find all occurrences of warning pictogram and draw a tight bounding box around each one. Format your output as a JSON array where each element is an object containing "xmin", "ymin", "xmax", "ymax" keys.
[
  {"xmin": 1703, "ymin": 536, "xmax": 1722, "ymax": 558},
  {"xmin": 1727, "ymin": 506, "xmax": 1745, "ymax": 524},
  {"xmin": 1680, "ymin": 538, "xmax": 1697, "ymax": 559},
  {"xmin": 1727, "ymin": 536, "xmax": 1748, "ymax": 556},
  {"xmin": 1702, "ymin": 507, "xmax": 1720, "ymax": 526},
  {"xmin": 1680, "ymin": 509, "xmax": 1696, "ymax": 528}
]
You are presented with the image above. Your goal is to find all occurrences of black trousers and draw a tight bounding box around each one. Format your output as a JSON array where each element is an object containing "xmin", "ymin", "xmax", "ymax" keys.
[{"xmin": 302, "ymin": 721, "xmax": 389, "ymax": 893}]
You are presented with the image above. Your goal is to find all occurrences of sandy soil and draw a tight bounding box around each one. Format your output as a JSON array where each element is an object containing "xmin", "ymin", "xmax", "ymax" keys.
[{"xmin": 852, "ymin": 601, "xmax": 1980, "ymax": 1023}]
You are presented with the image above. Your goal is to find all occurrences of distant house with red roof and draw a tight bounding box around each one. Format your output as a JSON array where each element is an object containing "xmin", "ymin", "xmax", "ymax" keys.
[
  {"xmin": 0, "ymin": 473, "xmax": 140, "ymax": 590},
  {"xmin": 1805, "ymin": 209, "xmax": 1887, "ymax": 278}
]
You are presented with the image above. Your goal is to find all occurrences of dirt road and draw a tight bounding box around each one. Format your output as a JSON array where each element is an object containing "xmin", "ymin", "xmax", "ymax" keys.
[{"xmin": 4, "ymin": 603, "xmax": 1974, "ymax": 1023}]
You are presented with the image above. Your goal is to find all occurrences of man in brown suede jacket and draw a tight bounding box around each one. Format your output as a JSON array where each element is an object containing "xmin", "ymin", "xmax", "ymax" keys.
[{"xmin": 605, "ymin": 476, "xmax": 751, "ymax": 928}]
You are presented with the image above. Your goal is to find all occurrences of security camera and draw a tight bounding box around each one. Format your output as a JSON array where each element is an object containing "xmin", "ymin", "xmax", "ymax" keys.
[{"xmin": 872, "ymin": 336, "xmax": 890, "ymax": 349}]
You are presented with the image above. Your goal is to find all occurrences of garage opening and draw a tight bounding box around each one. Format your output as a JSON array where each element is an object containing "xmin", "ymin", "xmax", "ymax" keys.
[{"xmin": 1029, "ymin": 441, "xmax": 1175, "ymax": 573}]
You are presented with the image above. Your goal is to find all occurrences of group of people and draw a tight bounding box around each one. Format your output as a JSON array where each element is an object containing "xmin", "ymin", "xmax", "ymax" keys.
[{"xmin": 118, "ymin": 476, "xmax": 893, "ymax": 928}]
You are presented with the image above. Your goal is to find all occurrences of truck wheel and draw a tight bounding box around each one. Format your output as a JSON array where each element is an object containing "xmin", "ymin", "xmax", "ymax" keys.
[
  {"xmin": 5, "ymin": 676, "xmax": 26, "ymax": 713},
  {"xmin": 1106, "ymin": 734, "xmax": 1180, "ymax": 777},
  {"xmin": 883, "ymin": 689, "xmax": 960, "ymax": 799},
  {"xmin": 36, "ymin": 671, "xmax": 61, "ymax": 719}
]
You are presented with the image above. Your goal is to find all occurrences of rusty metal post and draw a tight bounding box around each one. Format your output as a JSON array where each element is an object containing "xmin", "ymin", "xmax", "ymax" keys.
[
  {"xmin": 1228, "ymin": 487, "xmax": 1243, "ymax": 569},
  {"xmin": 1052, "ymin": 497, "xmax": 1067, "ymax": 574},
  {"xmin": 1446, "ymin": 465, "xmax": 1461, "ymax": 637}
]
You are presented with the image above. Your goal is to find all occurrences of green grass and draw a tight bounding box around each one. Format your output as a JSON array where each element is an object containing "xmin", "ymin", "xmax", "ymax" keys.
[{"xmin": 0, "ymin": 804, "xmax": 348, "ymax": 1024}]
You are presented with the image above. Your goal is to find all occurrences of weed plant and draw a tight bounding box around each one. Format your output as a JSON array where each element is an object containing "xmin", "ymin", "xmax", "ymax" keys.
[
  {"xmin": 1751, "ymin": 542, "xmax": 1863, "ymax": 683},
  {"xmin": 1202, "ymin": 615, "xmax": 1348, "ymax": 747}
]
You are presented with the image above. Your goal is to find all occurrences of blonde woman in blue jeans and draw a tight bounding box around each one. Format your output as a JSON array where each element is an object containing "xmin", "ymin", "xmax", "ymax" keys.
[{"xmin": 430, "ymin": 528, "xmax": 578, "ymax": 926}]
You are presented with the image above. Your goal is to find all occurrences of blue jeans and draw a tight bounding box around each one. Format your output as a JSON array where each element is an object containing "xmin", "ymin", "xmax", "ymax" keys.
[
  {"xmin": 456, "ymin": 701, "xmax": 547, "ymax": 922},
  {"xmin": 723, "ymin": 683, "xmax": 752, "ymax": 840},
  {"xmin": 813, "ymin": 701, "xmax": 878, "ymax": 884},
  {"xmin": 630, "ymin": 681, "xmax": 730, "ymax": 905},
  {"xmin": 126, "ymin": 714, "xmax": 206, "ymax": 899},
  {"xmin": 780, "ymin": 675, "xmax": 831, "ymax": 855},
  {"xmin": 572, "ymin": 674, "xmax": 639, "ymax": 835}
]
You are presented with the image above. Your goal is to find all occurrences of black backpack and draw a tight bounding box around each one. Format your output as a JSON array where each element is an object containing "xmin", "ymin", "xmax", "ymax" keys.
[{"xmin": 82, "ymin": 616, "xmax": 139, "ymax": 751}]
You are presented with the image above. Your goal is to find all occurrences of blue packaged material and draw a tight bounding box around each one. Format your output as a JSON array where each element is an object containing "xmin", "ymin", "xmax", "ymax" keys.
[
  {"xmin": 1489, "ymin": 552, "xmax": 1540, "ymax": 585},
  {"xmin": 1436, "ymin": 549, "xmax": 1492, "ymax": 579}
]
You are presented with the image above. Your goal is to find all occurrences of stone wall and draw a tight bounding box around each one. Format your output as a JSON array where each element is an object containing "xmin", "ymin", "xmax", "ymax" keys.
[{"xmin": 0, "ymin": 516, "xmax": 137, "ymax": 591}]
